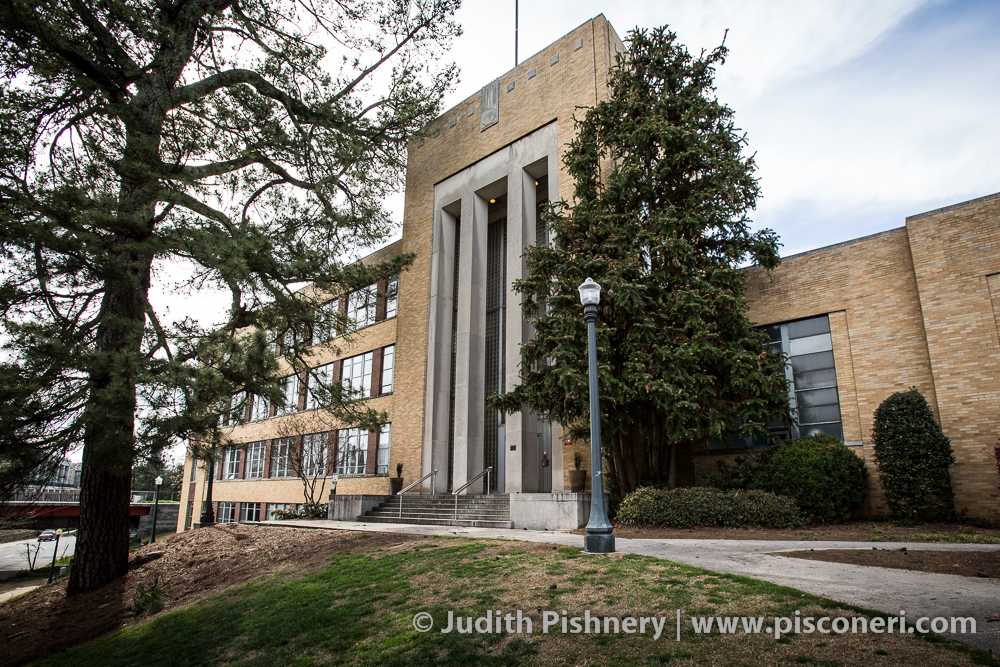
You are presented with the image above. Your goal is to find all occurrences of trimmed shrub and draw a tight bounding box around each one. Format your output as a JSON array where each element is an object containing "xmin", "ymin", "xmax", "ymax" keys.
[
  {"xmin": 617, "ymin": 486, "xmax": 803, "ymax": 529},
  {"xmin": 756, "ymin": 435, "xmax": 868, "ymax": 523},
  {"xmin": 872, "ymin": 388, "xmax": 957, "ymax": 523},
  {"xmin": 705, "ymin": 435, "xmax": 868, "ymax": 523}
]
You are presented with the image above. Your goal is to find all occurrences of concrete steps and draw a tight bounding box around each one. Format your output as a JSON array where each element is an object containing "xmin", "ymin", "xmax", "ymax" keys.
[{"xmin": 359, "ymin": 494, "xmax": 513, "ymax": 529}]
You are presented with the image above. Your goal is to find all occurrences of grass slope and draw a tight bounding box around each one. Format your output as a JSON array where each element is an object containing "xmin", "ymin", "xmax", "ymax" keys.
[{"xmin": 34, "ymin": 536, "xmax": 999, "ymax": 667}]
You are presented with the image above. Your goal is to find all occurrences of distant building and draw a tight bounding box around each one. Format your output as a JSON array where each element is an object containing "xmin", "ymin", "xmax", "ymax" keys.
[{"xmin": 178, "ymin": 15, "xmax": 1000, "ymax": 530}]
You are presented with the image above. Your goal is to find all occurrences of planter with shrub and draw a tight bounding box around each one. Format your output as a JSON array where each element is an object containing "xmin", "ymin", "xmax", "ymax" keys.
[
  {"xmin": 617, "ymin": 486, "xmax": 803, "ymax": 529},
  {"xmin": 705, "ymin": 434, "xmax": 868, "ymax": 523}
]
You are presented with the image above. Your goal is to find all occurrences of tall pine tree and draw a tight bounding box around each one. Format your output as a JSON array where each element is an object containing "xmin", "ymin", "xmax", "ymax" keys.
[
  {"xmin": 495, "ymin": 27, "xmax": 792, "ymax": 495},
  {"xmin": 0, "ymin": 0, "xmax": 459, "ymax": 593}
]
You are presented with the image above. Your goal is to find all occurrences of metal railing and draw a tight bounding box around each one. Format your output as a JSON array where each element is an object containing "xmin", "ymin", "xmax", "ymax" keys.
[
  {"xmin": 398, "ymin": 469, "xmax": 439, "ymax": 518},
  {"xmin": 452, "ymin": 466, "xmax": 492, "ymax": 519}
]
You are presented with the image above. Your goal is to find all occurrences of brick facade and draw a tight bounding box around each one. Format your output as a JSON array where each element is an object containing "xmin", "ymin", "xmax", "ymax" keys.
[
  {"xmin": 694, "ymin": 194, "xmax": 1000, "ymax": 519},
  {"xmin": 177, "ymin": 14, "xmax": 1000, "ymax": 531}
]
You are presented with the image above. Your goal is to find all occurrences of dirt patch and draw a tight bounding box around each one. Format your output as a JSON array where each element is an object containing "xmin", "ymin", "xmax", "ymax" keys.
[
  {"xmin": 580, "ymin": 521, "xmax": 1000, "ymax": 542},
  {"xmin": 0, "ymin": 524, "xmax": 426, "ymax": 667},
  {"xmin": 777, "ymin": 547, "xmax": 1000, "ymax": 578}
]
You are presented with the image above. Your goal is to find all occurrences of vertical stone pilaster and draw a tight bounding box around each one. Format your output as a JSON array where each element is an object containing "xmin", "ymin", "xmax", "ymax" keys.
[{"xmin": 453, "ymin": 193, "xmax": 488, "ymax": 493}]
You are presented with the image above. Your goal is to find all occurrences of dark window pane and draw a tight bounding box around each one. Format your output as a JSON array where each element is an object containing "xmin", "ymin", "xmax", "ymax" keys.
[
  {"xmin": 796, "ymin": 387, "xmax": 839, "ymax": 408},
  {"xmin": 786, "ymin": 316, "xmax": 830, "ymax": 339},
  {"xmin": 799, "ymin": 422, "xmax": 843, "ymax": 440},
  {"xmin": 798, "ymin": 404, "xmax": 842, "ymax": 424},
  {"xmin": 790, "ymin": 350, "xmax": 835, "ymax": 374},
  {"xmin": 793, "ymin": 368, "xmax": 838, "ymax": 390},
  {"xmin": 762, "ymin": 324, "xmax": 781, "ymax": 343}
]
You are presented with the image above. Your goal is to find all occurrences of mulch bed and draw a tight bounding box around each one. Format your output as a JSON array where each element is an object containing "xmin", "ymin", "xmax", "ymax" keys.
[
  {"xmin": 582, "ymin": 521, "xmax": 1000, "ymax": 542},
  {"xmin": 777, "ymin": 547, "xmax": 1000, "ymax": 579},
  {"xmin": 0, "ymin": 524, "xmax": 426, "ymax": 667}
]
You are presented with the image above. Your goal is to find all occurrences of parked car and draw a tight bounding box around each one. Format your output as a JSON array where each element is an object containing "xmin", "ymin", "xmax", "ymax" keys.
[{"xmin": 37, "ymin": 530, "xmax": 57, "ymax": 542}]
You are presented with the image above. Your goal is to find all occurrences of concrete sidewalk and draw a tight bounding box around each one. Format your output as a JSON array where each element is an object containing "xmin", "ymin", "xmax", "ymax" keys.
[{"xmin": 271, "ymin": 519, "xmax": 1000, "ymax": 653}]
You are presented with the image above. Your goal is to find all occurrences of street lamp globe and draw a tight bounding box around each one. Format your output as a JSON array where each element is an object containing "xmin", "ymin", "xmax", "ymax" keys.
[
  {"xmin": 154, "ymin": 476, "xmax": 163, "ymax": 486},
  {"xmin": 578, "ymin": 277, "xmax": 601, "ymax": 306}
]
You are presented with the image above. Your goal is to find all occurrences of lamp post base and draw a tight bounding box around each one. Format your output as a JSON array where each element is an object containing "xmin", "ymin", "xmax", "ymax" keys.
[{"xmin": 584, "ymin": 530, "xmax": 615, "ymax": 554}]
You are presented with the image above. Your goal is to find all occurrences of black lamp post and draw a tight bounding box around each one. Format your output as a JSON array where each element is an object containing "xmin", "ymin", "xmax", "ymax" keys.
[
  {"xmin": 579, "ymin": 277, "xmax": 615, "ymax": 554},
  {"xmin": 149, "ymin": 475, "xmax": 163, "ymax": 544},
  {"xmin": 199, "ymin": 458, "xmax": 216, "ymax": 526},
  {"xmin": 46, "ymin": 528, "xmax": 63, "ymax": 584}
]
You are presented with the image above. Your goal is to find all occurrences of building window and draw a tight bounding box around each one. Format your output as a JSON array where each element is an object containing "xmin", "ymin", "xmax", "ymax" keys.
[
  {"xmin": 307, "ymin": 363, "xmax": 334, "ymax": 410},
  {"xmin": 186, "ymin": 501, "xmax": 194, "ymax": 530},
  {"xmin": 189, "ymin": 458, "xmax": 198, "ymax": 482},
  {"xmin": 346, "ymin": 284, "xmax": 377, "ymax": 330},
  {"xmin": 381, "ymin": 345, "xmax": 395, "ymax": 394},
  {"xmin": 267, "ymin": 503, "xmax": 294, "ymax": 520},
  {"xmin": 240, "ymin": 502, "xmax": 262, "ymax": 522},
  {"xmin": 302, "ymin": 432, "xmax": 329, "ymax": 477},
  {"xmin": 714, "ymin": 314, "xmax": 843, "ymax": 449},
  {"xmin": 250, "ymin": 393, "xmax": 270, "ymax": 421},
  {"xmin": 217, "ymin": 502, "xmax": 236, "ymax": 523},
  {"xmin": 277, "ymin": 374, "xmax": 300, "ymax": 415},
  {"xmin": 223, "ymin": 447, "xmax": 242, "ymax": 480},
  {"xmin": 385, "ymin": 276, "xmax": 399, "ymax": 319},
  {"xmin": 342, "ymin": 351, "xmax": 373, "ymax": 398},
  {"xmin": 314, "ymin": 300, "xmax": 339, "ymax": 343},
  {"xmin": 376, "ymin": 424, "xmax": 391, "ymax": 475},
  {"xmin": 337, "ymin": 427, "xmax": 368, "ymax": 475},
  {"xmin": 270, "ymin": 437, "xmax": 293, "ymax": 477},
  {"xmin": 246, "ymin": 441, "xmax": 265, "ymax": 479}
]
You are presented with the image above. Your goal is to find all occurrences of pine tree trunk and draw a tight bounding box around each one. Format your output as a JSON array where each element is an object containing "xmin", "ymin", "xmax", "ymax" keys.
[
  {"xmin": 68, "ymin": 167, "xmax": 155, "ymax": 594},
  {"xmin": 68, "ymin": 454, "xmax": 132, "ymax": 592},
  {"xmin": 667, "ymin": 443, "xmax": 677, "ymax": 490}
]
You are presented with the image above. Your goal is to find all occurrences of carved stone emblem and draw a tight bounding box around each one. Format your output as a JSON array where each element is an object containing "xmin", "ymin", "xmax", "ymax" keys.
[{"xmin": 480, "ymin": 78, "xmax": 499, "ymax": 131}]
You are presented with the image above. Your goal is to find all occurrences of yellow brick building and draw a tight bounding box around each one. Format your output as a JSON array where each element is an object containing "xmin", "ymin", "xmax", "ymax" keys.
[{"xmin": 179, "ymin": 15, "xmax": 1000, "ymax": 531}]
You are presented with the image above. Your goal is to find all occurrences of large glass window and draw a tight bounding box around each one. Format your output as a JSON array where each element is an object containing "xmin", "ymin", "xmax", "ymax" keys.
[
  {"xmin": 307, "ymin": 363, "xmax": 334, "ymax": 409},
  {"xmin": 302, "ymin": 432, "xmax": 329, "ymax": 477},
  {"xmin": 717, "ymin": 314, "xmax": 843, "ymax": 450},
  {"xmin": 314, "ymin": 300, "xmax": 339, "ymax": 343},
  {"xmin": 376, "ymin": 424, "xmax": 391, "ymax": 475},
  {"xmin": 277, "ymin": 374, "xmax": 300, "ymax": 415},
  {"xmin": 385, "ymin": 276, "xmax": 399, "ymax": 320},
  {"xmin": 381, "ymin": 345, "xmax": 395, "ymax": 394},
  {"xmin": 240, "ymin": 503, "xmax": 262, "ymax": 522},
  {"xmin": 246, "ymin": 441, "xmax": 265, "ymax": 479},
  {"xmin": 270, "ymin": 437, "xmax": 293, "ymax": 477},
  {"xmin": 250, "ymin": 393, "xmax": 270, "ymax": 421},
  {"xmin": 346, "ymin": 284, "xmax": 377, "ymax": 329},
  {"xmin": 342, "ymin": 351, "xmax": 373, "ymax": 398},
  {"xmin": 267, "ymin": 503, "xmax": 294, "ymax": 520},
  {"xmin": 223, "ymin": 447, "xmax": 242, "ymax": 480},
  {"xmin": 337, "ymin": 427, "xmax": 368, "ymax": 475},
  {"xmin": 217, "ymin": 502, "xmax": 236, "ymax": 523}
]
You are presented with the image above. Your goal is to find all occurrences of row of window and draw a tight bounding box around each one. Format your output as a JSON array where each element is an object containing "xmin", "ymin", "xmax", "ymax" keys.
[
  {"xmin": 218, "ymin": 424, "xmax": 392, "ymax": 479},
  {"xmin": 223, "ymin": 345, "xmax": 395, "ymax": 425},
  {"xmin": 279, "ymin": 277, "xmax": 398, "ymax": 355},
  {"xmin": 214, "ymin": 501, "xmax": 297, "ymax": 524},
  {"xmin": 184, "ymin": 501, "xmax": 297, "ymax": 529}
]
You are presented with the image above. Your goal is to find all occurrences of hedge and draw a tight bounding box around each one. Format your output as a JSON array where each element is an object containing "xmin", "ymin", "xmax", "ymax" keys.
[{"xmin": 617, "ymin": 486, "xmax": 803, "ymax": 529}]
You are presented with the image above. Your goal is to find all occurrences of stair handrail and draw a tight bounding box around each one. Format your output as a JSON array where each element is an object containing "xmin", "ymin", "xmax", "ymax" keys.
[
  {"xmin": 451, "ymin": 466, "xmax": 493, "ymax": 519},
  {"xmin": 398, "ymin": 468, "xmax": 439, "ymax": 518}
]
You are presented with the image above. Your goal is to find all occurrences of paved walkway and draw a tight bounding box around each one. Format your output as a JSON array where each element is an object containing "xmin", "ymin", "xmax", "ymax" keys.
[
  {"xmin": 272, "ymin": 519, "xmax": 1000, "ymax": 653},
  {"xmin": 0, "ymin": 585, "xmax": 40, "ymax": 605}
]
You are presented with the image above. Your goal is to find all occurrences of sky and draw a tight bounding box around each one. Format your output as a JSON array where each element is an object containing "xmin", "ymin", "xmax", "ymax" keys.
[
  {"xmin": 152, "ymin": 0, "xmax": 1000, "ymax": 328},
  {"xmin": 441, "ymin": 0, "xmax": 1000, "ymax": 256}
]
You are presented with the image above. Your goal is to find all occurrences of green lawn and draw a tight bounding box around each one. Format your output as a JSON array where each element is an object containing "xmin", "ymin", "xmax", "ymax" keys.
[{"xmin": 33, "ymin": 538, "xmax": 999, "ymax": 667}]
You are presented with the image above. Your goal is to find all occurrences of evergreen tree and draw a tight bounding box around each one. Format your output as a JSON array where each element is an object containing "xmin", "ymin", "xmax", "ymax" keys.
[
  {"xmin": 0, "ymin": 0, "xmax": 459, "ymax": 593},
  {"xmin": 871, "ymin": 388, "xmax": 957, "ymax": 523},
  {"xmin": 495, "ymin": 27, "xmax": 791, "ymax": 495}
]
